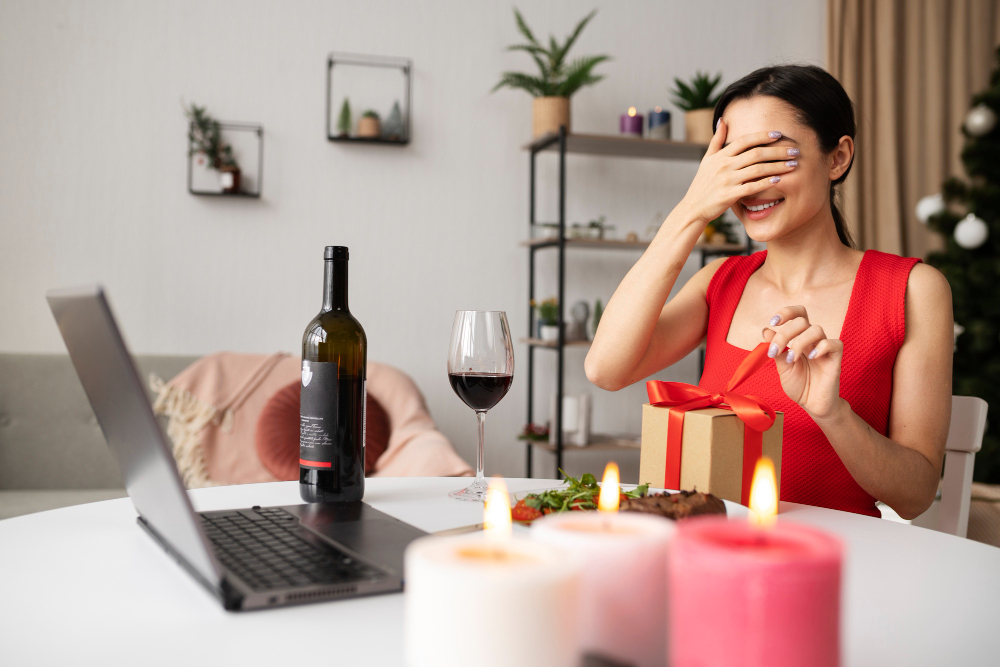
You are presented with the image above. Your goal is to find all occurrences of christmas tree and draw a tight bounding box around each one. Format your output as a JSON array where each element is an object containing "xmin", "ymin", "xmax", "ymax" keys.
[{"xmin": 923, "ymin": 45, "xmax": 1000, "ymax": 483}]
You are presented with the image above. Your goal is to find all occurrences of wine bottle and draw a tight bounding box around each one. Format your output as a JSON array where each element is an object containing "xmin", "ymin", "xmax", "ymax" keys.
[{"xmin": 300, "ymin": 246, "xmax": 367, "ymax": 503}]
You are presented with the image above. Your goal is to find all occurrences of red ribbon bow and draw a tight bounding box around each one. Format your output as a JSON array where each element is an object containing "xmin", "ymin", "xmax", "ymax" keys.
[{"xmin": 646, "ymin": 341, "xmax": 777, "ymax": 505}]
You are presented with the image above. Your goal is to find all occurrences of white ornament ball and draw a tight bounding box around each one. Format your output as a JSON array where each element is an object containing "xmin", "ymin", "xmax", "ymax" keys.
[
  {"xmin": 965, "ymin": 104, "xmax": 998, "ymax": 137},
  {"xmin": 915, "ymin": 193, "xmax": 946, "ymax": 224},
  {"xmin": 954, "ymin": 213, "xmax": 989, "ymax": 249}
]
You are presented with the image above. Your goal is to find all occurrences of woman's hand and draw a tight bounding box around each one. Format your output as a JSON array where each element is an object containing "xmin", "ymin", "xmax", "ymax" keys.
[
  {"xmin": 762, "ymin": 306, "xmax": 844, "ymax": 420},
  {"xmin": 679, "ymin": 118, "xmax": 800, "ymax": 226}
]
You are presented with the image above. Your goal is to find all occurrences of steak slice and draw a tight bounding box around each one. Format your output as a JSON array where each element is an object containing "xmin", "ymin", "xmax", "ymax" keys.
[{"xmin": 620, "ymin": 489, "xmax": 726, "ymax": 520}]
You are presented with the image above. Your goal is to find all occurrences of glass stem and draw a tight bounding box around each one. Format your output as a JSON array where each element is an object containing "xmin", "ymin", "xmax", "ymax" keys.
[{"xmin": 475, "ymin": 410, "xmax": 487, "ymax": 483}]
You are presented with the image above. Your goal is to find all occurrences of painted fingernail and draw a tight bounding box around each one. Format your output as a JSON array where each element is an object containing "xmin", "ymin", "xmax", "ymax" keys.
[
  {"xmin": 808, "ymin": 349, "xmax": 818, "ymax": 360},
  {"xmin": 768, "ymin": 343, "xmax": 778, "ymax": 358},
  {"xmin": 769, "ymin": 176, "xmax": 781, "ymax": 184},
  {"xmin": 786, "ymin": 350, "xmax": 795, "ymax": 364},
  {"xmin": 768, "ymin": 315, "xmax": 780, "ymax": 326},
  {"xmin": 785, "ymin": 160, "xmax": 798, "ymax": 167},
  {"xmin": 769, "ymin": 131, "xmax": 782, "ymax": 139},
  {"xmin": 716, "ymin": 119, "xmax": 721, "ymax": 131},
  {"xmin": 786, "ymin": 147, "xmax": 800, "ymax": 156}
]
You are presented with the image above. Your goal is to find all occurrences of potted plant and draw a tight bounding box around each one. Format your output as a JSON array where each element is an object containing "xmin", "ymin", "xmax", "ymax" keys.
[
  {"xmin": 383, "ymin": 101, "xmax": 405, "ymax": 141},
  {"xmin": 493, "ymin": 8, "xmax": 609, "ymax": 138},
  {"xmin": 532, "ymin": 297, "xmax": 560, "ymax": 341},
  {"xmin": 670, "ymin": 71, "xmax": 724, "ymax": 145},
  {"xmin": 358, "ymin": 110, "xmax": 381, "ymax": 138},
  {"xmin": 184, "ymin": 103, "xmax": 241, "ymax": 194},
  {"xmin": 336, "ymin": 98, "xmax": 352, "ymax": 138}
]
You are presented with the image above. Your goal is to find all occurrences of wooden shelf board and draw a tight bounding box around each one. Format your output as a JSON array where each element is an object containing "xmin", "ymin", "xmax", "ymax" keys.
[
  {"xmin": 528, "ymin": 434, "xmax": 641, "ymax": 453},
  {"xmin": 524, "ymin": 132, "xmax": 708, "ymax": 161},
  {"xmin": 520, "ymin": 237, "xmax": 747, "ymax": 253},
  {"xmin": 520, "ymin": 337, "xmax": 591, "ymax": 348}
]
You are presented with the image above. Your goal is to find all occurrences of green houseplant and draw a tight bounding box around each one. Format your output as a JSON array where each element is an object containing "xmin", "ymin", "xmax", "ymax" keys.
[
  {"xmin": 670, "ymin": 71, "xmax": 725, "ymax": 145},
  {"xmin": 358, "ymin": 109, "xmax": 380, "ymax": 138},
  {"xmin": 184, "ymin": 103, "xmax": 240, "ymax": 193},
  {"xmin": 531, "ymin": 297, "xmax": 561, "ymax": 341},
  {"xmin": 493, "ymin": 8, "xmax": 609, "ymax": 137},
  {"xmin": 336, "ymin": 98, "xmax": 352, "ymax": 137}
]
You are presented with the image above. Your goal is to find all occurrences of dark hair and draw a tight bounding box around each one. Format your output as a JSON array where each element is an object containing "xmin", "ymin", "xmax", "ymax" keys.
[{"xmin": 712, "ymin": 64, "xmax": 858, "ymax": 249}]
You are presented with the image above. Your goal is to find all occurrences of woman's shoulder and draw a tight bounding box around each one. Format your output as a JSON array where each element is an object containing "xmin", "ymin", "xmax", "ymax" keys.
[{"xmin": 697, "ymin": 250, "xmax": 765, "ymax": 305}]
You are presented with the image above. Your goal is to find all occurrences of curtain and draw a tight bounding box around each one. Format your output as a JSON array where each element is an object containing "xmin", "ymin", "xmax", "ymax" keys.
[{"xmin": 827, "ymin": 0, "xmax": 1000, "ymax": 257}]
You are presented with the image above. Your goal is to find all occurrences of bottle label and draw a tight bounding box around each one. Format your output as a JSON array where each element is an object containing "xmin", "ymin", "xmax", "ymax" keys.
[{"xmin": 300, "ymin": 360, "xmax": 338, "ymax": 466}]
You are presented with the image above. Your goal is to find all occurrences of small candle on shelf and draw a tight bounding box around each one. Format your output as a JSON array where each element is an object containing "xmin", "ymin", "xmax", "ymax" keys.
[
  {"xmin": 668, "ymin": 457, "xmax": 843, "ymax": 667},
  {"xmin": 648, "ymin": 106, "xmax": 671, "ymax": 140},
  {"xmin": 404, "ymin": 478, "xmax": 582, "ymax": 667},
  {"xmin": 532, "ymin": 463, "xmax": 676, "ymax": 667},
  {"xmin": 620, "ymin": 106, "xmax": 644, "ymax": 137}
]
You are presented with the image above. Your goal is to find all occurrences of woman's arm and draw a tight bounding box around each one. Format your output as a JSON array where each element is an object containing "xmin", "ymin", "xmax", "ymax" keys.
[
  {"xmin": 771, "ymin": 263, "xmax": 953, "ymax": 518},
  {"xmin": 584, "ymin": 204, "xmax": 721, "ymax": 391},
  {"xmin": 811, "ymin": 263, "xmax": 953, "ymax": 519}
]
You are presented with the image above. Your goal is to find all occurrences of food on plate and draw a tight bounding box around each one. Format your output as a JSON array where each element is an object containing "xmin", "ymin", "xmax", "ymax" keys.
[
  {"xmin": 511, "ymin": 471, "xmax": 649, "ymax": 524},
  {"xmin": 620, "ymin": 489, "xmax": 726, "ymax": 520}
]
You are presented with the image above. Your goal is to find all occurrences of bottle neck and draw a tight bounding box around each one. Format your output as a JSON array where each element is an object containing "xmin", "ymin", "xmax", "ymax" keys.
[{"xmin": 322, "ymin": 258, "xmax": 349, "ymax": 312}]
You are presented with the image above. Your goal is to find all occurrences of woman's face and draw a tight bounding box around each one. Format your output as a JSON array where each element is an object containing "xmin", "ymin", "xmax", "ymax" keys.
[{"xmin": 720, "ymin": 96, "xmax": 853, "ymax": 244}]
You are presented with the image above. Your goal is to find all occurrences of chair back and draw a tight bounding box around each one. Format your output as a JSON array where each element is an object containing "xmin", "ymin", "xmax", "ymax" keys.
[{"xmin": 912, "ymin": 395, "xmax": 988, "ymax": 538}]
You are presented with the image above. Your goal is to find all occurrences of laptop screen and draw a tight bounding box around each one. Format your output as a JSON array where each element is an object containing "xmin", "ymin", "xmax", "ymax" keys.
[{"xmin": 47, "ymin": 285, "xmax": 220, "ymax": 585}]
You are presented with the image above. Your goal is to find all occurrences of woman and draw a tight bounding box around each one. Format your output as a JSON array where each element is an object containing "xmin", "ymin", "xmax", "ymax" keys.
[{"xmin": 585, "ymin": 65, "xmax": 953, "ymax": 519}]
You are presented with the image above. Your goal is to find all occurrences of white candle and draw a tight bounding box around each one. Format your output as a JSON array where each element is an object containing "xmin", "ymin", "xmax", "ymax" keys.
[
  {"xmin": 404, "ymin": 479, "xmax": 582, "ymax": 667},
  {"xmin": 531, "ymin": 464, "xmax": 677, "ymax": 667}
]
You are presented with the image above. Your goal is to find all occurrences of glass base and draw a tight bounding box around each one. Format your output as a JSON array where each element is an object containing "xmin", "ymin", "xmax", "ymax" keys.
[{"xmin": 449, "ymin": 478, "xmax": 489, "ymax": 502}]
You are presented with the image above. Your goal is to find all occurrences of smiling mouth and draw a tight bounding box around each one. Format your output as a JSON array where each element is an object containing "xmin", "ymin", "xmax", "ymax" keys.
[{"xmin": 742, "ymin": 198, "xmax": 785, "ymax": 212}]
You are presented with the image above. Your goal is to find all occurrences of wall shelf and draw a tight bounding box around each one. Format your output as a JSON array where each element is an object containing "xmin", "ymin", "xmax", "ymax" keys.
[
  {"xmin": 326, "ymin": 52, "xmax": 412, "ymax": 145},
  {"xmin": 522, "ymin": 126, "xmax": 752, "ymax": 478},
  {"xmin": 188, "ymin": 122, "xmax": 263, "ymax": 198}
]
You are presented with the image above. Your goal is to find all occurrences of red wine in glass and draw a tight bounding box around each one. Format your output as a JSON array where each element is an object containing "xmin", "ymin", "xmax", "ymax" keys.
[
  {"xmin": 447, "ymin": 311, "xmax": 515, "ymax": 502},
  {"xmin": 448, "ymin": 373, "xmax": 513, "ymax": 411}
]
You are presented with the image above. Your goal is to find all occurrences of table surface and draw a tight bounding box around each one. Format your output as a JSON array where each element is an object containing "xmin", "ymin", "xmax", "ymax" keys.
[{"xmin": 2, "ymin": 477, "xmax": 998, "ymax": 666}]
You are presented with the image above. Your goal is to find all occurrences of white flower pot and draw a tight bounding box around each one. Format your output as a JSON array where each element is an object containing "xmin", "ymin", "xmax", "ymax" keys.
[{"xmin": 540, "ymin": 325, "xmax": 560, "ymax": 343}]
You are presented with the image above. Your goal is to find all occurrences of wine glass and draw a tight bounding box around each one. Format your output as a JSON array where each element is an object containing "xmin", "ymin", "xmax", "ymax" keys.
[{"xmin": 447, "ymin": 310, "xmax": 515, "ymax": 501}]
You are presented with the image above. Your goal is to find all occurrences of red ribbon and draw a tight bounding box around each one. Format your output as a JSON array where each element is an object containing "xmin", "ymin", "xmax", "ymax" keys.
[{"xmin": 646, "ymin": 341, "xmax": 777, "ymax": 505}]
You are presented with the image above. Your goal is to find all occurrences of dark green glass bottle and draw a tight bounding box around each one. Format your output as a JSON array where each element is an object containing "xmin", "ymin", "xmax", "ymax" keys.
[{"xmin": 299, "ymin": 246, "xmax": 367, "ymax": 503}]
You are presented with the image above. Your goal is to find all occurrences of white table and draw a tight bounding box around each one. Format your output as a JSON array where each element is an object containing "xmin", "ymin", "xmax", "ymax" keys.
[{"xmin": 1, "ymin": 477, "xmax": 997, "ymax": 666}]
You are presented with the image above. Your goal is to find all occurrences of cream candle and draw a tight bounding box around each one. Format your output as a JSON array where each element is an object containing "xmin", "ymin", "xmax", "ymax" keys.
[
  {"xmin": 531, "ymin": 463, "xmax": 676, "ymax": 667},
  {"xmin": 404, "ymin": 479, "xmax": 582, "ymax": 667},
  {"xmin": 668, "ymin": 458, "xmax": 843, "ymax": 667}
]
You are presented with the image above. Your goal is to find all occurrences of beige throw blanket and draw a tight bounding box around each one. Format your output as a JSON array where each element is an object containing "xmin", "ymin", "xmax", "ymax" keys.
[{"xmin": 151, "ymin": 353, "xmax": 472, "ymax": 488}]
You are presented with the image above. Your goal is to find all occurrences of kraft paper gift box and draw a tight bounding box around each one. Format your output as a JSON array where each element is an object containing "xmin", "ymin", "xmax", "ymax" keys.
[{"xmin": 638, "ymin": 342, "xmax": 784, "ymax": 506}]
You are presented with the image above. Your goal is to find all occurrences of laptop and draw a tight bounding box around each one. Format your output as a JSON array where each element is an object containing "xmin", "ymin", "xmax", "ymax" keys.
[{"xmin": 46, "ymin": 284, "xmax": 428, "ymax": 611}]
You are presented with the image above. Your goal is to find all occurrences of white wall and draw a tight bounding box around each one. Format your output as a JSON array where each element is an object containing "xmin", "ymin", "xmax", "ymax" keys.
[{"xmin": 0, "ymin": 0, "xmax": 826, "ymax": 480}]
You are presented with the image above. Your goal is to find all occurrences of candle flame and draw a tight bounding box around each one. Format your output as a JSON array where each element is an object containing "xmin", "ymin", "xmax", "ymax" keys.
[
  {"xmin": 748, "ymin": 457, "xmax": 778, "ymax": 527},
  {"xmin": 628, "ymin": 107, "xmax": 637, "ymax": 117},
  {"xmin": 598, "ymin": 462, "xmax": 620, "ymax": 513},
  {"xmin": 483, "ymin": 477, "xmax": 512, "ymax": 541}
]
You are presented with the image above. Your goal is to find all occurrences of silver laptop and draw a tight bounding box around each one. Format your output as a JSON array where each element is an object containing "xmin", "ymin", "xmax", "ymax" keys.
[{"xmin": 46, "ymin": 285, "xmax": 427, "ymax": 611}]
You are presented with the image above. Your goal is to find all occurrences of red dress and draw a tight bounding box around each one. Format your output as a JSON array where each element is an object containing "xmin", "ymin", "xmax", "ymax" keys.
[{"xmin": 699, "ymin": 249, "xmax": 922, "ymax": 517}]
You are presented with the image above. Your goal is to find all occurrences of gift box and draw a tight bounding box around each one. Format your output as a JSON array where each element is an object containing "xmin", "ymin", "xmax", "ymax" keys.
[{"xmin": 639, "ymin": 342, "xmax": 783, "ymax": 505}]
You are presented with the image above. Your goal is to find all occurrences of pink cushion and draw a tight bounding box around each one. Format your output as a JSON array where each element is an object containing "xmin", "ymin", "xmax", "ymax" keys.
[{"xmin": 255, "ymin": 381, "xmax": 390, "ymax": 480}]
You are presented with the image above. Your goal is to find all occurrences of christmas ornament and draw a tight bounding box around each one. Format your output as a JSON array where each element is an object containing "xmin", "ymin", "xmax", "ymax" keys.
[
  {"xmin": 915, "ymin": 193, "xmax": 946, "ymax": 224},
  {"xmin": 954, "ymin": 213, "xmax": 989, "ymax": 249},
  {"xmin": 954, "ymin": 323, "xmax": 965, "ymax": 353},
  {"xmin": 965, "ymin": 103, "xmax": 998, "ymax": 137}
]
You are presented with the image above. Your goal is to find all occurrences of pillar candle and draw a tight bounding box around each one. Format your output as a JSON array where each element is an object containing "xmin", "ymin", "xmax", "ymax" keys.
[
  {"xmin": 620, "ymin": 107, "xmax": 643, "ymax": 136},
  {"xmin": 532, "ymin": 511, "xmax": 676, "ymax": 667},
  {"xmin": 668, "ymin": 518, "xmax": 842, "ymax": 667},
  {"xmin": 648, "ymin": 106, "xmax": 671, "ymax": 140},
  {"xmin": 404, "ymin": 533, "xmax": 582, "ymax": 667}
]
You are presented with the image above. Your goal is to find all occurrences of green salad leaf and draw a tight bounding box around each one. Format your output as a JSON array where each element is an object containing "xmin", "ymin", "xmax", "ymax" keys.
[{"xmin": 519, "ymin": 469, "xmax": 650, "ymax": 514}]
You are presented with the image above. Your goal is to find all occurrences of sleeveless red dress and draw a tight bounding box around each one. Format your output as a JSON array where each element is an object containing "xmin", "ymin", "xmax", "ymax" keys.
[{"xmin": 699, "ymin": 249, "xmax": 922, "ymax": 517}]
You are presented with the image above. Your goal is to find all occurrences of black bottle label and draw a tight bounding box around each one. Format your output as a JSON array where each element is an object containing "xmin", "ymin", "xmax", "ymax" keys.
[{"xmin": 300, "ymin": 360, "xmax": 338, "ymax": 466}]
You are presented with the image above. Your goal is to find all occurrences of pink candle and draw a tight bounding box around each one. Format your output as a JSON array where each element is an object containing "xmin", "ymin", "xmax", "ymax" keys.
[{"xmin": 668, "ymin": 517, "xmax": 842, "ymax": 667}]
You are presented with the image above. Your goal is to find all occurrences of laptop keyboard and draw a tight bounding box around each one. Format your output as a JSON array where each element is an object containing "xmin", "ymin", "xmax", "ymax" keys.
[{"xmin": 200, "ymin": 507, "xmax": 385, "ymax": 592}]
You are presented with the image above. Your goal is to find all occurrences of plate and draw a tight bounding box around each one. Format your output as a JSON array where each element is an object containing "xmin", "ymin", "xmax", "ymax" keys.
[{"xmin": 510, "ymin": 484, "xmax": 751, "ymax": 520}]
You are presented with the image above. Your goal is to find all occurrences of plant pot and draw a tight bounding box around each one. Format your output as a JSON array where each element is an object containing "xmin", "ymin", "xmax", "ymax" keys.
[
  {"xmin": 533, "ymin": 97, "xmax": 571, "ymax": 138},
  {"xmin": 685, "ymin": 108, "xmax": 715, "ymax": 144},
  {"xmin": 219, "ymin": 166, "xmax": 241, "ymax": 194},
  {"xmin": 358, "ymin": 117, "xmax": 381, "ymax": 138},
  {"xmin": 540, "ymin": 324, "xmax": 561, "ymax": 343}
]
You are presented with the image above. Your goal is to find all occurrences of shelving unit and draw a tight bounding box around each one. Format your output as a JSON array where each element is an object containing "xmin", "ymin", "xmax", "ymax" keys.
[
  {"xmin": 524, "ymin": 128, "xmax": 752, "ymax": 478},
  {"xmin": 326, "ymin": 52, "xmax": 412, "ymax": 145},
  {"xmin": 187, "ymin": 122, "xmax": 264, "ymax": 198}
]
